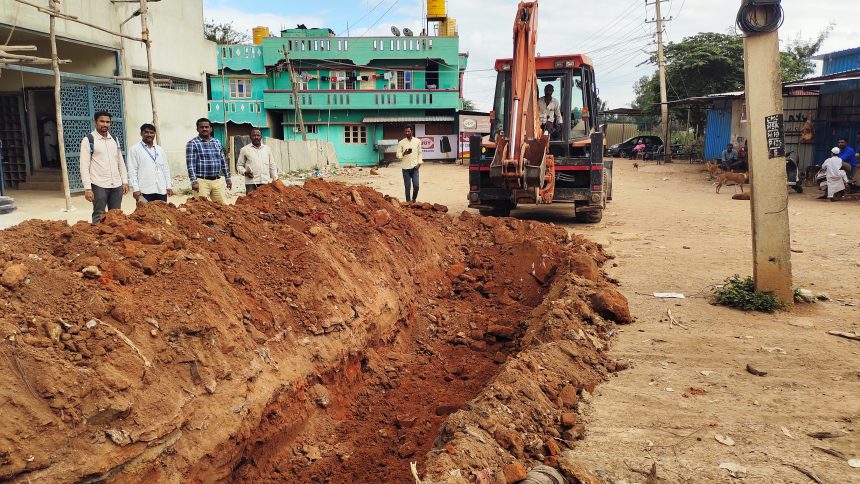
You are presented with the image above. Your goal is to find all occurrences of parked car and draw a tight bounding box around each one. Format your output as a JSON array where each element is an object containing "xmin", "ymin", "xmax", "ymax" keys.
[{"xmin": 607, "ymin": 135, "xmax": 663, "ymax": 158}]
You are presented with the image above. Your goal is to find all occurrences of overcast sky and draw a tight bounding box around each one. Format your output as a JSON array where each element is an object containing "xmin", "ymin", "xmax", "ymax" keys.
[{"xmin": 205, "ymin": 0, "xmax": 857, "ymax": 111}]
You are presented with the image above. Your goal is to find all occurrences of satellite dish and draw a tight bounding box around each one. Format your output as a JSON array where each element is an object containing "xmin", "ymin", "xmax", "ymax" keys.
[
  {"xmin": 391, "ymin": 26, "xmax": 401, "ymax": 36},
  {"xmin": 403, "ymin": 28, "xmax": 414, "ymax": 37}
]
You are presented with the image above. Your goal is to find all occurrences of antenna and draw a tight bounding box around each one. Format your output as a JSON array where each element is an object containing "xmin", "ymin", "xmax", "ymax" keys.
[
  {"xmin": 391, "ymin": 26, "xmax": 401, "ymax": 36},
  {"xmin": 403, "ymin": 27, "xmax": 414, "ymax": 36}
]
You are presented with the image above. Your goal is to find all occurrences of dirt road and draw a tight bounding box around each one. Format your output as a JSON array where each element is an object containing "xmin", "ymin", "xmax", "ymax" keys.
[{"xmin": 341, "ymin": 160, "xmax": 860, "ymax": 482}]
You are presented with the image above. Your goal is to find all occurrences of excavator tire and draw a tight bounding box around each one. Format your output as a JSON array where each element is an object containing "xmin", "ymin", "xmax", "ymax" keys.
[
  {"xmin": 478, "ymin": 201, "xmax": 512, "ymax": 217},
  {"xmin": 575, "ymin": 209, "xmax": 603, "ymax": 224}
]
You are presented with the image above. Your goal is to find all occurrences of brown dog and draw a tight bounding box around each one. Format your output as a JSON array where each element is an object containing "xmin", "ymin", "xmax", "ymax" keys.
[
  {"xmin": 705, "ymin": 161, "xmax": 721, "ymax": 180},
  {"xmin": 715, "ymin": 172, "xmax": 747, "ymax": 193},
  {"xmin": 633, "ymin": 162, "xmax": 639, "ymax": 170}
]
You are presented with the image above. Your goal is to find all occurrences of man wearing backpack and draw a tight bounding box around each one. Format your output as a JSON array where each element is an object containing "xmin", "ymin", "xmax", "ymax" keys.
[{"xmin": 80, "ymin": 111, "xmax": 128, "ymax": 223}]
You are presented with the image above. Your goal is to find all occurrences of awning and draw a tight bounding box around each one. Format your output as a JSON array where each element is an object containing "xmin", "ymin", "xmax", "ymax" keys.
[{"xmin": 362, "ymin": 116, "xmax": 455, "ymax": 123}]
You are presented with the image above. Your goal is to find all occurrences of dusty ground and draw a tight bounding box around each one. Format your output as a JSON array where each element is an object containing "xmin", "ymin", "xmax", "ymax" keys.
[{"xmin": 344, "ymin": 160, "xmax": 860, "ymax": 483}]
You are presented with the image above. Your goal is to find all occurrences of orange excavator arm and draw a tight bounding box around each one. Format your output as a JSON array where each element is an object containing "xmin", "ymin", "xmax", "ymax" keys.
[{"xmin": 490, "ymin": 1, "xmax": 555, "ymax": 203}]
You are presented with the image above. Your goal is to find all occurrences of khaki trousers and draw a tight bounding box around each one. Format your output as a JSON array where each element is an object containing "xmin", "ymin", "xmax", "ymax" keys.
[{"xmin": 197, "ymin": 178, "xmax": 226, "ymax": 203}]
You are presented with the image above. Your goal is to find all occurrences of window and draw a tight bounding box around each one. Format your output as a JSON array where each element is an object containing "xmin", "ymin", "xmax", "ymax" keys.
[
  {"xmin": 330, "ymin": 71, "xmax": 355, "ymax": 90},
  {"xmin": 228, "ymin": 79, "xmax": 252, "ymax": 98},
  {"xmin": 293, "ymin": 125, "xmax": 319, "ymax": 134},
  {"xmin": 344, "ymin": 125, "xmax": 367, "ymax": 144},
  {"xmin": 133, "ymin": 70, "xmax": 204, "ymax": 93},
  {"xmin": 388, "ymin": 70, "xmax": 412, "ymax": 90},
  {"xmin": 293, "ymin": 72, "xmax": 309, "ymax": 91}
]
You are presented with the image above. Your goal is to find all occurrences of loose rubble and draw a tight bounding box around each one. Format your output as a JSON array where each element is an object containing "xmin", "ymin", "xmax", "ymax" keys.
[{"xmin": 0, "ymin": 179, "xmax": 628, "ymax": 482}]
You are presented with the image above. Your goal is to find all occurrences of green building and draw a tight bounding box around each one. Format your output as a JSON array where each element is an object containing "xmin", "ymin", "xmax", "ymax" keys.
[{"xmin": 208, "ymin": 26, "xmax": 467, "ymax": 166}]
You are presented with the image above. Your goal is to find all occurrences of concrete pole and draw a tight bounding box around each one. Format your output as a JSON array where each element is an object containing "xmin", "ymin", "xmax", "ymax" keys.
[
  {"xmin": 49, "ymin": 0, "xmax": 72, "ymax": 211},
  {"xmin": 654, "ymin": 0, "xmax": 672, "ymax": 163},
  {"xmin": 139, "ymin": 0, "xmax": 161, "ymax": 145},
  {"xmin": 741, "ymin": 6, "xmax": 793, "ymax": 303},
  {"xmin": 284, "ymin": 49, "xmax": 307, "ymax": 141}
]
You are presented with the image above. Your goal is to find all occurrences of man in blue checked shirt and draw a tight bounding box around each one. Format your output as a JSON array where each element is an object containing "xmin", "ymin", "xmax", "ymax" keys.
[{"xmin": 186, "ymin": 118, "xmax": 232, "ymax": 203}]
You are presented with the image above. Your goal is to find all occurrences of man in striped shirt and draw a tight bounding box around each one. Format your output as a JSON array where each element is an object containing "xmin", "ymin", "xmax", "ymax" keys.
[{"xmin": 186, "ymin": 118, "xmax": 231, "ymax": 203}]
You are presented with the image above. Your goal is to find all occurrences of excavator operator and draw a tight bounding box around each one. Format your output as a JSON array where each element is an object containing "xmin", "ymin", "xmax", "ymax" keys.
[{"xmin": 538, "ymin": 84, "xmax": 562, "ymax": 139}]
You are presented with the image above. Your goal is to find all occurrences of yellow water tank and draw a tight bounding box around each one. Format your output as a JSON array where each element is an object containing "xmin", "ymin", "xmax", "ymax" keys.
[
  {"xmin": 427, "ymin": 0, "xmax": 446, "ymax": 20},
  {"xmin": 441, "ymin": 18, "xmax": 457, "ymax": 37},
  {"xmin": 252, "ymin": 26, "xmax": 270, "ymax": 45}
]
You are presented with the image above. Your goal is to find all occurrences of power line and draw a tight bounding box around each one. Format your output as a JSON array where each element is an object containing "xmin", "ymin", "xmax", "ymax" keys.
[
  {"xmin": 338, "ymin": 0, "xmax": 387, "ymax": 36},
  {"xmin": 569, "ymin": 0, "xmax": 641, "ymax": 53},
  {"xmin": 361, "ymin": 0, "xmax": 401, "ymax": 37}
]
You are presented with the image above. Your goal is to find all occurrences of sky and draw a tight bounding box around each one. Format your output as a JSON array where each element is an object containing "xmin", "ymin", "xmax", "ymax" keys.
[{"xmin": 204, "ymin": 0, "xmax": 857, "ymax": 111}]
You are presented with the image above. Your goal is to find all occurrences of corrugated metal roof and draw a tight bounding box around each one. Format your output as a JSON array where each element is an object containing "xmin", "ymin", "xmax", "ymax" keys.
[
  {"xmin": 784, "ymin": 76, "xmax": 860, "ymax": 88},
  {"xmin": 811, "ymin": 46, "xmax": 860, "ymax": 60},
  {"xmin": 362, "ymin": 116, "xmax": 455, "ymax": 123}
]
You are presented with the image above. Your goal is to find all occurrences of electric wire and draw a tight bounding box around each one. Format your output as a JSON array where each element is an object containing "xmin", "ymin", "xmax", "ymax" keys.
[
  {"xmin": 736, "ymin": 1, "xmax": 784, "ymax": 34},
  {"xmin": 338, "ymin": 0, "xmax": 387, "ymax": 36},
  {"xmin": 361, "ymin": 0, "xmax": 402, "ymax": 37}
]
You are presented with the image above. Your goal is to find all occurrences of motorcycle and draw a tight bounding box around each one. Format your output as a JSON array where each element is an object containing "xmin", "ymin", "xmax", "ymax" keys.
[{"xmin": 785, "ymin": 151, "xmax": 803, "ymax": 193}]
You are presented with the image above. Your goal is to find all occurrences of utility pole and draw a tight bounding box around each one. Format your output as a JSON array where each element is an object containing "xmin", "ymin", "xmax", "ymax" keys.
[
  {"xmin": 139, "ymin": 0, "xmax": 161, "ymax": 145},
  {"xmin": 737, "ymin": 0, "xmax": 792, "ymax": 302},
  {"xmin": 48, "ymin": 0, "xmax": 72, "ymax": 211},
  {"xmin": 283, "ymin": 48, "xmax": 307, "ymax": 141},
  {"xmin": 646, "ymin": 0, "xmax": 672, "ymax": 163}
]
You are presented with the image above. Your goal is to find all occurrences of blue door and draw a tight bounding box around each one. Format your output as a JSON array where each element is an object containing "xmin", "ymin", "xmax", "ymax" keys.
[
  {"xmin": 704, "ymin": 107, "xmax": 732, "ymax": 161},
  {"xmin": 60, "ymin": 83, "xmax": 125, "ymax": 192}
]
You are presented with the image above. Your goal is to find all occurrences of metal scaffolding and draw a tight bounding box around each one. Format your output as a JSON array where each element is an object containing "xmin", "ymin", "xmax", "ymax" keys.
[{"xmin": 0, "ymin": 0, "xmax": 168, "ymax": 210}]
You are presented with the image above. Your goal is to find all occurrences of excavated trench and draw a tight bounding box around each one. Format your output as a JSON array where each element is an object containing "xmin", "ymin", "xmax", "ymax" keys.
[
  {"xmin": 226, "ymin": 249, "xmax": 549, "ymax": 483},
  {"xmin": 0, "ymin": 180, "xmax": 628, "ymax": 483}
]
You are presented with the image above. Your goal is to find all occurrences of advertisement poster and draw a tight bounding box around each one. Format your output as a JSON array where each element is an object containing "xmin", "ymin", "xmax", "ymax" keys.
[{"xmin": 414, "ymin": 124, "xmax": 457, "ymax": 160}]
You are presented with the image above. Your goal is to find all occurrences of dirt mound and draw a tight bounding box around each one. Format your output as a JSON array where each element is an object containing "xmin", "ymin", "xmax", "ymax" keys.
[{"xmin": 0, "ymin": 179, "xmax": 628, "ymax": 483}]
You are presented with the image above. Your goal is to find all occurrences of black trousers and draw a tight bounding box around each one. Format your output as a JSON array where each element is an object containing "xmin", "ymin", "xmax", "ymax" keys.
[{"xmin": 91, "ymin": 184, "xmax": 123, "ymax": 223}]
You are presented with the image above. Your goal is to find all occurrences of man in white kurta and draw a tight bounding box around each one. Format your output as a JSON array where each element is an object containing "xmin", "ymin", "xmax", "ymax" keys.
[
  {"xmin": 237, "ymin": 128, "xmax": 278, "ymax": 193},
  {"xmin": 821, "ymin": 147, "xmax": 849, "ymax": 201}
]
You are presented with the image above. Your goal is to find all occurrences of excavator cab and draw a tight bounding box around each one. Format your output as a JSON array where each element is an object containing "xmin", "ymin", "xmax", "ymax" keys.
[
  {"xmin": 491, "ymin": 56, "xmax": 599, "ymax": 158},
  {"xmin": 471, "ymin": 55, "xmax": 611, "ymax": 222}
]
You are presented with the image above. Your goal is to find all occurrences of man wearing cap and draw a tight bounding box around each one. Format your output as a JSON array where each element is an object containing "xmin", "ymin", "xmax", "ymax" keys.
[{"xmin": 820, "ymin": 147, "xmax": 849, "ymax": 201}]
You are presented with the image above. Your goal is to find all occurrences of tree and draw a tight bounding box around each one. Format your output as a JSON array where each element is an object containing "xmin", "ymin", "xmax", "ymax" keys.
[
  {"xmin": 204, "ymin": 20, "xmax": 250, "ymax": 44},
  {"xmin": 780, "ymin": 25, "xmax": 832, "ymax": 81},
  {"xmin": 461, "ymin": 98, "xmax": 477, "ymax": 111},
  {"xmin": 631, "ymin": 29, "xmax": 830, "ymax": 132}
]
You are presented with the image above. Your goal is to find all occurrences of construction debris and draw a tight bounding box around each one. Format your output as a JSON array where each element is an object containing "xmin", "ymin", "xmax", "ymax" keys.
[{"xmin": 0, "ymin": 180, "xmax": 626, "ymax": 482}]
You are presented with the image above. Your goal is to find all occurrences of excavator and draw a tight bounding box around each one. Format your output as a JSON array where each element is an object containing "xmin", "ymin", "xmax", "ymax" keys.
[{"xmin": 467, "ymin": 1, "xmax": 611, "ymax": 223}]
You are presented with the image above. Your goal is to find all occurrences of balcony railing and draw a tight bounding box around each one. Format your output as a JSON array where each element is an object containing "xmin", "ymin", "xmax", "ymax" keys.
[
  {"xmin": 263, "ymin": 89, "xmax": 460, "ymax": 110},
  {"xmin": 217, "ymin": 45, "xmax": 266, "ymax": 74},
  {"xmin": 262, "ymin": 36, "xmax": 460, "ymax": 66},
  {"xmin": 208, "ymin": 100, "xmax": 266, "ymax": 126}
]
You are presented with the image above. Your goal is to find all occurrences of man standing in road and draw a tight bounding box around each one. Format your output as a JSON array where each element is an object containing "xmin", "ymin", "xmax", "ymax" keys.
[
  {"xmin": 837, "ymin": 137, "xmax": 856, "ymax": 181},
  {"xmin": 538, "ymin": 84, "xmax": 562, "ymax": 136},
  {"xmin": 128, "ymin": 123, "xmax": 173, "ymax": 203},
  {"xmin": 80, "ymin": 110, "xmax": 128, "ymax": 223},
  {"xmin": 186, "ymin": 118, "xmax": 231, "ymax": 203},
  {"xmin": 237, "ymin": 128, "xmax": 278, "ymax": 193},
  {"xmin": 396, "ymin": 126, "xmax": 423, "ymax": 202}
]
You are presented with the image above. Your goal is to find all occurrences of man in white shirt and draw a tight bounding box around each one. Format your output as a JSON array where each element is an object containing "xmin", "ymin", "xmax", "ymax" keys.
[
  {"xmin": 237, "ymin": 128, "xmax": 279, "ymax": 193},
  {"xmin": 820, "ymin": 147, "xmax": 849, "ymax": 201},
  {"xmin": 396, "ymin": 126, "xmax": 423, "ymax": 202},
  {"xmin": 538, "ymin": 84, "xmax": 562, "ymax": 135},
  {"xmin": 128, "ymin": 123, "xmax": 173, "ymax": 203},
  {"xmin": 80, "ymin": 111, "xmax": 128, "ymax": 223}
]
